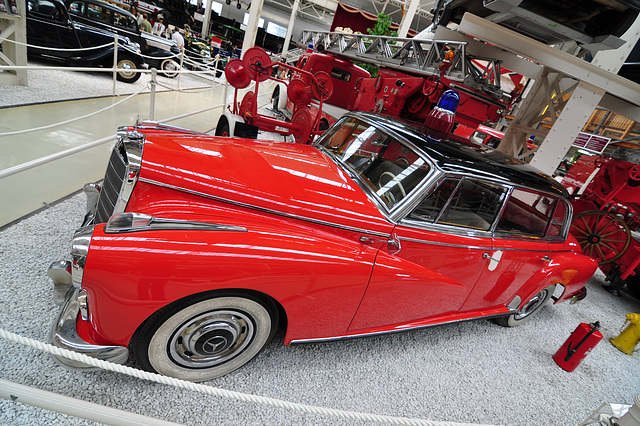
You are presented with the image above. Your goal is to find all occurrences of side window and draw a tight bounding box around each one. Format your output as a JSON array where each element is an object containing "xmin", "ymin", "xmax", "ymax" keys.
[
  {"xmin": 409, "ymin": 178, "xmax": 506, "ymax": 231},
  {"xmin": 87, "ymin": 3, "xmax": 111, "ymax": 23},
  {"xmin": 330, "ymin": 67, "xmax": 351, "ymax": 82},
  {"xmin": 436, "ymin": 179, "xmax": 507, "ymax": 230},
  {"xmin": 496, "ymin": 188, "xmax": 558, "ymax": 237},
  {"xmin": 410, "ymin": 178, "xmax": 460, "ymax": 222},
  {"xmin": 114, "ymin": 11, "xmax": 135, "ymax": 29},
  {"xmin": 28, "ymin": 0, "xmax": 65, "ymax": 21},
  {"xmin": 67, "ymin": 0, "xmax": 84, "ymax": 15}
]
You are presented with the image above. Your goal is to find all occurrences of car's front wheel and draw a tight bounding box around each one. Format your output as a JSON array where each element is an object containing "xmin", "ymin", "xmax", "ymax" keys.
[
  {"xmin": 116, "ymin": 56, "xmax": 141, "ymax": 83},
  {"xmin": 160, "ymin": 58, "xmax": 180, "ymax": 78},
  {"xmin": 132, "ymin": 293, "xmax": 277, "ymax": 382},
  {"xmin": 495, "ymin": 286, "xmax": 553, "ymax": 327}
]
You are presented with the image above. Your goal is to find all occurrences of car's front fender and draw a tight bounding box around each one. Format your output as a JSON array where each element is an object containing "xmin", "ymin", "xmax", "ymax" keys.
[{"xmin": 80, "ymin": 220, "xmax": 379, "ymax": 347}]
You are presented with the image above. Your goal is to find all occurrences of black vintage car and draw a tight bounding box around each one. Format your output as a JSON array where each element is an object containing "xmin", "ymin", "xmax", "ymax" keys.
[
  {"xmin": 64, "ymin": 0, "xmax": 181, "ymax": 76},
  {"xmin": 26, "ymin": 0, "xmax": 146, "ymax": 82}
]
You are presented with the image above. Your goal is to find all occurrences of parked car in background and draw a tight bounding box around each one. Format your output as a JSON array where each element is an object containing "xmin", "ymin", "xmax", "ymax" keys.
[
  {"xmin": 64, "ymin": 0, "xmax": 181, "ymax": 76},
  {"xmin": 26, "ymin": 0, "xmax": 145, "ymax": 82},
  {"xmin": 48, "ymin": 112, "xmax": 597, "ymax": 382}
]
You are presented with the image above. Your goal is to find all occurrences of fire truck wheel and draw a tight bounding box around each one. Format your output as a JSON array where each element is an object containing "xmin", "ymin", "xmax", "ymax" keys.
[
  {"xmin": 271, "ymin": 86, "xmax": 280, "ymax": 111},
  {"xmin": 629, "ymin": 164, "xmax": 640, "ymax": 181},
  {"xmin": 215, "ymin": 116, "xmax": 231, "ymax": 137},
  {"xmin": 570, "ymin": 211, "xmax": 631, "ymax": 265},
  {"xmin": 494, "ymin": 286, "xmax": 553, "ymax": 327}
]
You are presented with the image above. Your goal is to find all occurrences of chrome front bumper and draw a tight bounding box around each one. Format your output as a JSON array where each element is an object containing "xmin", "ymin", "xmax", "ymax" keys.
[{"xmin": 48, "ymin": 261, "xmax": 129, "ymax": 369}]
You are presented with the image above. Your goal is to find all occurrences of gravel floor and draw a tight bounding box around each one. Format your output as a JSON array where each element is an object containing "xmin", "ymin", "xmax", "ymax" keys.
[{"xmin": 0, "ymin": 193, "xmax": 639, "ymax": 426}]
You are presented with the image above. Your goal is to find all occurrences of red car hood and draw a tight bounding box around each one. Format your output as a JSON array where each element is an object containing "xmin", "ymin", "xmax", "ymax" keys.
[{"xmin": 137, "ymin": 133, "xmax": 393, "ymax": 233}]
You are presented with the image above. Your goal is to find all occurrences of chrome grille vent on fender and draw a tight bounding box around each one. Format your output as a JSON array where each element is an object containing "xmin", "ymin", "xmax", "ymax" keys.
[{"xmin": 93, "ymin": 129, "xmax": 144, "ymax": 224}]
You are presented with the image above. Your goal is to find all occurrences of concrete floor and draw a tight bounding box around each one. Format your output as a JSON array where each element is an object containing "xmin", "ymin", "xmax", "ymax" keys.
[{"xmin": 0, "ymin": 75, "xmax": 272, "ymax": 228}]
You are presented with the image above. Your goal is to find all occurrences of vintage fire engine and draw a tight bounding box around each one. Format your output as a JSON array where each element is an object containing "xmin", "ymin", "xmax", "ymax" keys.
[
  {"xmin": 563, "ymin": 155, "xmax": 640, "ymax": 296},
  {"xmin": 216, "ymin": 32, "xmax": 521, "ymax": 143}
]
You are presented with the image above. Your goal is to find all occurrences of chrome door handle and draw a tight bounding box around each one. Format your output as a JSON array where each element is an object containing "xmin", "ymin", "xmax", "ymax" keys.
[
  {"xmin": 483, "ymin": 252, "xmax": 500, "ymax": 262},
  {"xmin": 541, "ymin": 255, "xmax": 551, "ymax": 262}
]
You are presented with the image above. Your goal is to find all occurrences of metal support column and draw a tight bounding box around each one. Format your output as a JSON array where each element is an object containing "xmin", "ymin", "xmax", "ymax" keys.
[
  {"xmin": 241, "ymin": 0, "xmax": 265, "ymax": 55},
  {"xmin": 397, "ymin": 0, "xmax": 419, "ymax": 38},
  {"xmin": 0, "ymin": 0, "xmax": 27, "ymax": 86},
  {"xmin": 282, "ymin": 0, "xmax": 300, "ymax": 55},
  {"xmin": 530, "ymin": 81, "xmax": 606, "ymax": 174},
  {"xmin": 201, "ymin": 0, "xmax": 212, "ymax": 38}
]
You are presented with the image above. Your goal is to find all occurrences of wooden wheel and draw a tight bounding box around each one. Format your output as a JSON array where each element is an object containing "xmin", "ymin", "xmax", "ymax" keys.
[{"xmin": 570, "ymin": 210, "xmax": 631, "ymax": 265}]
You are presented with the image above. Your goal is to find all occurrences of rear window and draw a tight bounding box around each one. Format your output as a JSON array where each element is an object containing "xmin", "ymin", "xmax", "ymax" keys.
[{"xmin": 496, "ymin": 188, "xmax": 562, "ymax": 238}]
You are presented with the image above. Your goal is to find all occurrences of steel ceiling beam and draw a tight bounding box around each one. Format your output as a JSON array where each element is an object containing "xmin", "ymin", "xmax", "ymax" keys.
[{"xmin": 458, "ymin": 13, "xmax": 640, "ymax": 107}]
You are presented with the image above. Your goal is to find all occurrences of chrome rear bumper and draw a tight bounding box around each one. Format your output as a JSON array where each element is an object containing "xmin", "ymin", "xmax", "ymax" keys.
[{"xmin": 48, "ymin": 261, "xmax": 129, "ymax": 369}]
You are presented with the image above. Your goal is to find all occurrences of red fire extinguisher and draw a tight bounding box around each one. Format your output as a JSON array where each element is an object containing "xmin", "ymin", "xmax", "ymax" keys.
[{"xmin": 553, "ymin": 322, "xmax": 603, "ymax": 372}]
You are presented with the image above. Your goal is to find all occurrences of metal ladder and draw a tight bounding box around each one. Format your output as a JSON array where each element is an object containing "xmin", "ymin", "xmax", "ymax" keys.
[{"xmin": 299, "ymin": 30, "xmax": 506, "ymax": 95}]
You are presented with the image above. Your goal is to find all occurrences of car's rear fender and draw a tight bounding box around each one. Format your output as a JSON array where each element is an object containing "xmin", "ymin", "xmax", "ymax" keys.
[{"xmin": 515, "ymin": 251, "xmax": 598, "ymax": 306}]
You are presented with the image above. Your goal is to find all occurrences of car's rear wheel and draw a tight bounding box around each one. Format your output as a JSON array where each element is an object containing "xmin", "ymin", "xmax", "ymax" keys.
[
  {"xmin": 495, "ymin": 286, "xmax": 553, "ymax": 327},
  {"xmin": 132, "ymin": 293, "xmax": 277, "ymax": 382},
  {"xmin": 116, "ymin": 56, "xmax": 141, "ymax": 83}
]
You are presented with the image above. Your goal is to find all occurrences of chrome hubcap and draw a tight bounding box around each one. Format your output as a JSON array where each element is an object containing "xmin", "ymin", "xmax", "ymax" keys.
[
  {"xmin": 119, "ymin": 61, "xmax": 135, "ymax": 77},
  {"xmin": 169, "ymin": 310, "xmax": 254, "ymax": 368},
  {"xmin": 514, "ymin": 290, "xmax": 548, "ymax": 320}
]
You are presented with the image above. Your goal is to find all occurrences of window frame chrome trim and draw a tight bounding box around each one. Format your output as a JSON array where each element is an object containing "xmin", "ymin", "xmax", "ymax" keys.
[
  {"xmin": 313, "ymin": 115, "xmax": 440, "ymax": 223},
  {"xmin": 104, "ymin": 212, "xmax": 249, "ymax": 234}
]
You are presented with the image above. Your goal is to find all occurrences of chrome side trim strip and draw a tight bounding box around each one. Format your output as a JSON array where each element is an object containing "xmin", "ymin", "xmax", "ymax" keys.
[
  {"xmin": 138, "ymin": 177, "xmax": 391, "ymax": 238},
  {"xmin": 104, "ymin": 213, "xmax": 248, "ymax": 233},
  {"xmin": 399, "ymin": 236, "xmax": 571, "ymax": 254},
  {"xmin": 398, "ymin": 236, "xmax": 491, "ymax": 251},
  {"xmin": 290, "ymin": 312, "xmax": 511, "ymax": 345}
]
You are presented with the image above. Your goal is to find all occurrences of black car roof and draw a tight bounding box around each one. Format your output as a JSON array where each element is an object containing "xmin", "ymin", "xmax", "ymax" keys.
[{"xmin": 349, "ymin": 111, "xmax": 569, "ymax": 198}]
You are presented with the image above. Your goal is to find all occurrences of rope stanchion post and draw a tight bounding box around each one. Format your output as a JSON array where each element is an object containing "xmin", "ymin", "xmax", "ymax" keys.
[
  {"xmin": 112, "ymin": 34, "xmax": 119, "ymax": 95},
  {"xmin": 150, "ymin": 68, "xmax": 157, "ymax": 121},
  {"xmin": 177, "ymin": 50, "xmax": 185, "ymax": 90}
]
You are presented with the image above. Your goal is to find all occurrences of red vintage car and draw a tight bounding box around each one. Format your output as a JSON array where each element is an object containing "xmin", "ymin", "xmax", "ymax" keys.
[{"xmin": 49, "ymin": 112, "xmax": 597, "ymax": 382}]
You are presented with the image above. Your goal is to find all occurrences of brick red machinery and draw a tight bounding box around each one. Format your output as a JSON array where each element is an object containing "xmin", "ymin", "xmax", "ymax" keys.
[
  {"xmin": 273, "ymin": 44, "xmax": 520, "ymax": 131},
  {"xmin": 563, "ymin": 156, "xmax": 640, "ymax": 296}
]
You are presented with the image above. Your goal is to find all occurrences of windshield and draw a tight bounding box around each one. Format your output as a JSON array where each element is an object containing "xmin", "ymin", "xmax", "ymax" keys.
[{"xmin": 316, "ymin": 117, "xmax": 431, "ymax": 210}]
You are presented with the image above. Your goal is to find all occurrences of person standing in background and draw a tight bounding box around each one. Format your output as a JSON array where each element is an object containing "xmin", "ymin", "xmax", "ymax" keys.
[
  {"xmin": 172, "ymin": 28, "xmax": 184, "ymax": 51},
  {"xmin": 140, "ymin": 14, "xmax": 152, "ymax": 32},
  {"xmin": 152, "ymin": 17, "xmax": 165, "ymax": 37}
]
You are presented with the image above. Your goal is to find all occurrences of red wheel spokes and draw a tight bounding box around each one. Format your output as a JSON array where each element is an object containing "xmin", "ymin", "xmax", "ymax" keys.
[{"xmin": 571, "ymin": 210, "xmax": 632, "ymax": 266}]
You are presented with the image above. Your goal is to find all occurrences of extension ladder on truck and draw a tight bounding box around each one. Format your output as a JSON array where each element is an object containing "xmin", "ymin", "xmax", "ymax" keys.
[{"xmin": 299, "ymin": 30, "xmax": 508, "ymax": 100}]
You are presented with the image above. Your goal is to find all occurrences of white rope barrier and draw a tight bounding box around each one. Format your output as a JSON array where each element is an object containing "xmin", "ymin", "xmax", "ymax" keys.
[
  {"xmin": 0, "ymin": 84, "xmax": 150, "ymax": 137},
  {"xmin": 162, "ymin": 102, "xmax": 226, "ymax": 124},
  {"xmin": 0, "ymin": 37, "xmax": 114, "ymax": 51},
  {"xmin": 0, "ymin": 328, "xmax": 493, "ymax": 426},
  {"xmin": 0, "ymin": 135, "xmax": 115, "ymax": 180}
]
